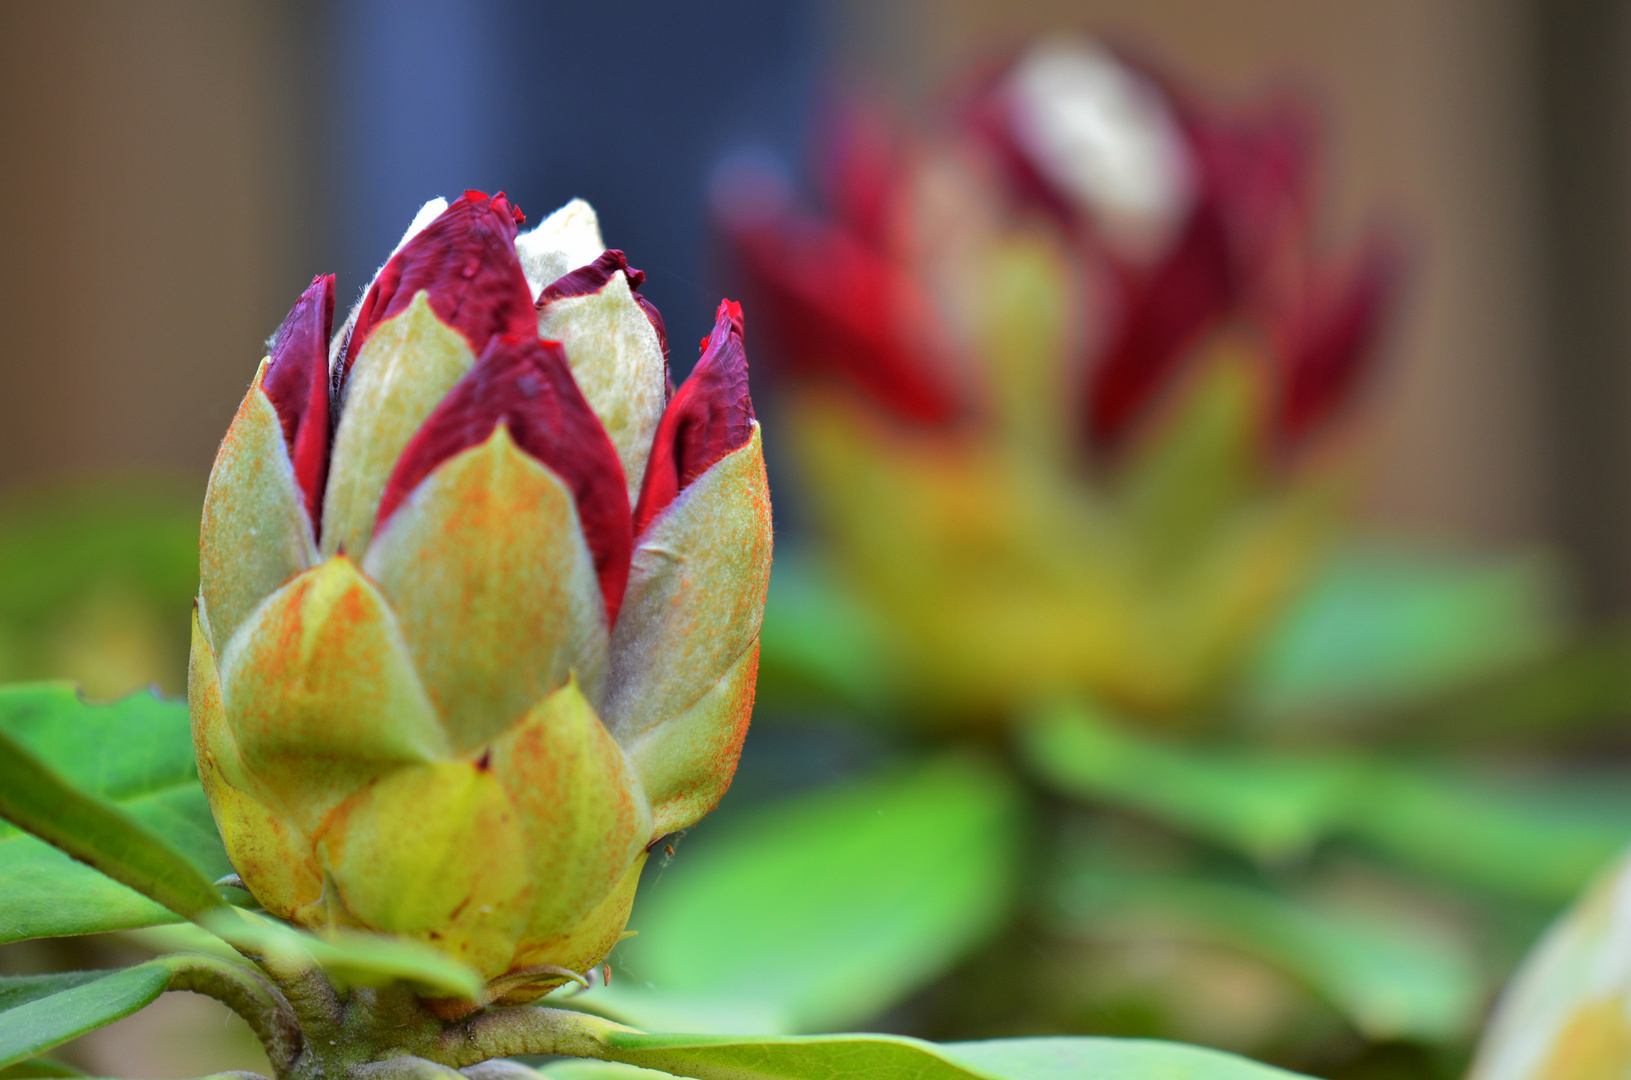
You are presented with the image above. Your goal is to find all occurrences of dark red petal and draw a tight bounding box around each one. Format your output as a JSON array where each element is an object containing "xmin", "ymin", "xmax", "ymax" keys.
[
  {"xmin": 728, "ymin": 214, "xmax": 960, "ymax": 424},
  {"xmin": 538, "ymin": 249, "xmax": 669, "ymax": 363},
  {"xmin": 632, "ymin": 300, "xmax": 755, "ymax": 538},
  {"xmin": 377, "ymin": 335, "xmax": 633, "ymax": 625},
  {"xmin": 1187, "ymin": 100, "xmax": 1313, "ymax": 285},
  {"xmin": 340, "ymin": 190, "xmax": 534, "ymax": 384},
  {"xmin": 1277, "ymin": 239, "xmax": 1400, "ymax": 445},
  {"xmin": 1088, "ymin": 205, "xmax": 1234, "ymax": 447},
  {"xmin": 262, "ymin": 274, "xmax": 335, "ymax": 530}
]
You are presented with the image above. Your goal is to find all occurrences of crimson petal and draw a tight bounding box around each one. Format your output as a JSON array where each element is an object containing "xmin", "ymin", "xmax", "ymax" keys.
[
  {"xmin": 728, "ymin": 214, "xmax": 959, "ymax": 424},
  {"xmin": 632, "ymin": 300, "xmax": 755, "ymax": 538},
  {"xmin": 339, "ymin": 190, "xmax": 535, "ymax": 384},
  {"xmin": 377, "ymin": 335, "xmax": 633, "ymax": 625},
  {"xmin": 538, "ymin": 249, "xmax": 669, "ymax": 363},
  {"xmin": 1278, "ymin": 240, "xmax": 1400, "ymax": 445},
  {"xmin": 262, "ymin": 273, "xmax": 335, "ymax": 530},
  {"xmin": 1088, "ymin": 205, "xmax": 1234, "ymax": 447}
]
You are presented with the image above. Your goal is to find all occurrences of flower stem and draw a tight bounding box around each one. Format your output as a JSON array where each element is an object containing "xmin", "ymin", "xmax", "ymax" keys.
[
  {"xmin": 159, "ymin": 952, "xmax": 304, "ymax": 1076},
  {"xmin": 432, "ymin": 1006, "xmax": 636, "ymax": 1067}
]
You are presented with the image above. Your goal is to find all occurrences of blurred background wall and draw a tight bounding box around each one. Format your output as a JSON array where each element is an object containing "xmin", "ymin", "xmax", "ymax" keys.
[{"xmin": 2, "ymin": 0, "xmax": 1629, "ymax": 613}]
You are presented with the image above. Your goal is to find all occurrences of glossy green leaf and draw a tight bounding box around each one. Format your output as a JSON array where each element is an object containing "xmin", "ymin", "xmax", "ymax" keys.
[
  {"xmin": 1022, "ymin": 704, "xmax": 1631, "ymax": 902},
  {"xmin": 1242, "ymin": 543, "xmax": 1563, "ymax": 726},
  {"xmin": 0, "ymin": 965, "xmax": 170, "ymax": 1068},
  {"xmin": 589, "ymin": 1030, "xmax": 1308, "ymax": 1080},
  {"xmin": 0, "ymin": 683, "xmax": 230, "ymax": 942},
  {"xmin": 0, "ymin": 684, "xmax": 233, "ymax": 943},
  {"xmin": 578, "ymin": 754, "xmax": 1025, "ymax": 1033},
  {"xmin": 1052, "ymin": 863, "xmax": 1480, "ymax": 1041}
]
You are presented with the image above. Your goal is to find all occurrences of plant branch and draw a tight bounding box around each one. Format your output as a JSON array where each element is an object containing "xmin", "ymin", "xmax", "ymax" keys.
[
  {"xmin": 347, "ymin": 1057, "xmax": 464, "ymax": 1079},
  {"xmin": 159, "ymin": 952, "xmax": 304, "ymax": 1076},
  {"xmin": 258, "ymin": 960, "xmax": 346, "ymax": 1041},
  {"xmin": 432, "ymin": 1006, "xmax": 636, "ymax": 1068}
]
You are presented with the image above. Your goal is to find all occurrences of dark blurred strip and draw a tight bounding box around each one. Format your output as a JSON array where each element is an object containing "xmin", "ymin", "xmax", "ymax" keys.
[{"xmin": 1533, "ymin": 0, "xmax": 1631, "ymax": 617}]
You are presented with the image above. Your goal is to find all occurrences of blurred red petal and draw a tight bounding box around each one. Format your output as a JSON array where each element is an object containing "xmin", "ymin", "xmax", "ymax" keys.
[
  {"xmin": 1089, "ymin": 206, "xmax": 1234, "ymax": 447},
  {"xmin": 817, "ymin": 96, "xmax": 902, "ymax": 248},
  {"xmin": 1278, "ymin": 239, "xmax": 1400, "ymax": 445},
  {"xmin": 340, "ymin": 190, "xmax": 534, "ymax": 383},
  {"xmin": 377, "ymin": 334, "xmax": 633, "ymax": 624},
  {"xmin": 1188, "ymin": 99, "xmax": 1314, "ymax": 285},
  {"xmin": 263, "ymin": 273, "xmax": 335, "ymax": 529},
  {"xmin": 730, "ymin": 214, "xmax": 960, "ymax": 424},
  {"xmin": 632, "ymin": 300, "xmax": 755, "ymax": 537}
]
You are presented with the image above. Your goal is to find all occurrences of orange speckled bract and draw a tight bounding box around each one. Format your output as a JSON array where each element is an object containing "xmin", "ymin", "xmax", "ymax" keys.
[{"xmin": 190, "ymin": 192, "xmax": 770, "ymax": 1004}]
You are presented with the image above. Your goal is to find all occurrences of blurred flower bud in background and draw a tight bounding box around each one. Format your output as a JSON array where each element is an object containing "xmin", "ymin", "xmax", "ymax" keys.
[
  {"xmin": 190, "ymin": 190, "xmax": 771, "ymax": 1003},
  {"xmin": 722, "ymin": 36, "xmax": 1397, "ymax": 724}
]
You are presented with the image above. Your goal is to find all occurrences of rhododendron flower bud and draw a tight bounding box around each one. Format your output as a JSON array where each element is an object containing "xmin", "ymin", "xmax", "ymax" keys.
[
  {"xmin": 1469, "ymin": 850, "xmax": 1631, "ymax": 1080},
  {"xmin": 721, "ymin": 38, "xmax": 1396, "ymax": 722},
  {"xmin": 190, "ymin": 191, "xmax": 770, "ymax": 1003}
]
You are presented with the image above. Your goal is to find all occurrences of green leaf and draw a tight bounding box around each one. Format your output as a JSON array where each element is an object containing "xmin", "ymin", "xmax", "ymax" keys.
[
  {"xmin": 590, "ymin": 1031, "xmax": 1307, "ymax": 1080},
  {"xmin": 1343, "ymin": 765, "xmax": 1631, "ymax": 905},
  {"xmin": 538, "ymin": 1064, "xmax": 665, "ymax": 1080},
  {"xmin": 1051, "ymin": 863, "xmax": 1480, "ymax": 1041},
  {"xmin": 0, "ymin": 1058, "xmax": 87, "ymax": 1078},
  {"xmin": 0, "ymin": 683, "xmax": 231, "ymax": 942},
  {"xmin": 1242, "ymin": 543, "xmax": 1563, "ymax": 725},
  {"xmin": 1021, "ymin": 703, "xmax": 1353, "ymax": 862},
  {"xmin": 579, "ymin": 754, "xmax": 1025, "ymax": 1033},
  {"xmin": 0, "ymin": 966, "xmax": 170, "ymax": 1068},
  {"xmin": 0, "ymin": 694, "xmax": 227, "ymax": 934},
  {"xmin": 1021, "ymin": 704, "xmax": 1631, "ymax": 902},
  {"xmin": 1382, "ymin": 626, "xmax": 1631, "ymax": 747}
]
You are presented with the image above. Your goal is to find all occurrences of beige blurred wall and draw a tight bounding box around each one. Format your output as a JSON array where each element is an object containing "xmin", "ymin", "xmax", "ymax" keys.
[
  {"xmin": 842, "ymin": 0, "xmax": 1551, "ymax": 547},
  {"xmin": 0, "ymin": 0, "xmax": 1568, "ymax": 552},
  {"xmin": 0, "ymin": 0, "xmax": 306, "ymax": 493}
]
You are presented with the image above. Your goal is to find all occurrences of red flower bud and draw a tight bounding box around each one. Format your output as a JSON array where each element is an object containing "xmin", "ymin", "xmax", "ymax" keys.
[
  {"xmin": 632, "ymin": 300, "xmax": 755, "ymax": 537},
  {"xmin": 341, "ymin": 190, "xmax": 535, "ymax": 383},
  {"xmin": 378, "ymin": 334, "xmax": 633, "ymax": 624},
  {"xmin": 262, "ymin": 274, "xmax": 335, "ymax": 527},
  {"xmin": 539, "ymin": 249, "xmax": 669, "ymax": 364}
]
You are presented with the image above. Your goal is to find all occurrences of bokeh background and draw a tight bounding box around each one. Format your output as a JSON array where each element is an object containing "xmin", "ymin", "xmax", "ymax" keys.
[
  {"xmin": 9, "ymin": 0, "xmax": 1631, "ymax": 601},
  {"xmin": 6, "ymin": 2, "xmax": 1631, "ymax": 1078}
]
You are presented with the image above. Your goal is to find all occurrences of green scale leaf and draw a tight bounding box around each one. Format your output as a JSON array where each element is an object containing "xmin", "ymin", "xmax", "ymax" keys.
[
  {"xmin": 577, "ymin": 754, "xmax": 1026, "ymax": 1033},
  {"xmin": 0, "ymin": 683, "xmax": 230, "ymax": 942},
  {"xmin": 0, "ymin": 966, "xmax": 170, "ymax": 1069}
]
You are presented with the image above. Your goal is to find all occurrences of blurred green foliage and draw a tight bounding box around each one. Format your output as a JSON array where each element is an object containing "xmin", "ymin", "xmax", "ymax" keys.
[
  {"xmin": 0, "ymin": 481, "xmax": 198, "ymax": 699},
  {"xmin": 589, "ymin": 754, "xmax": 1025, "ymax": 1034},
  {"xmin": 671, "ymin": 538, "xmax": 1631, "ymax": 1078}
]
